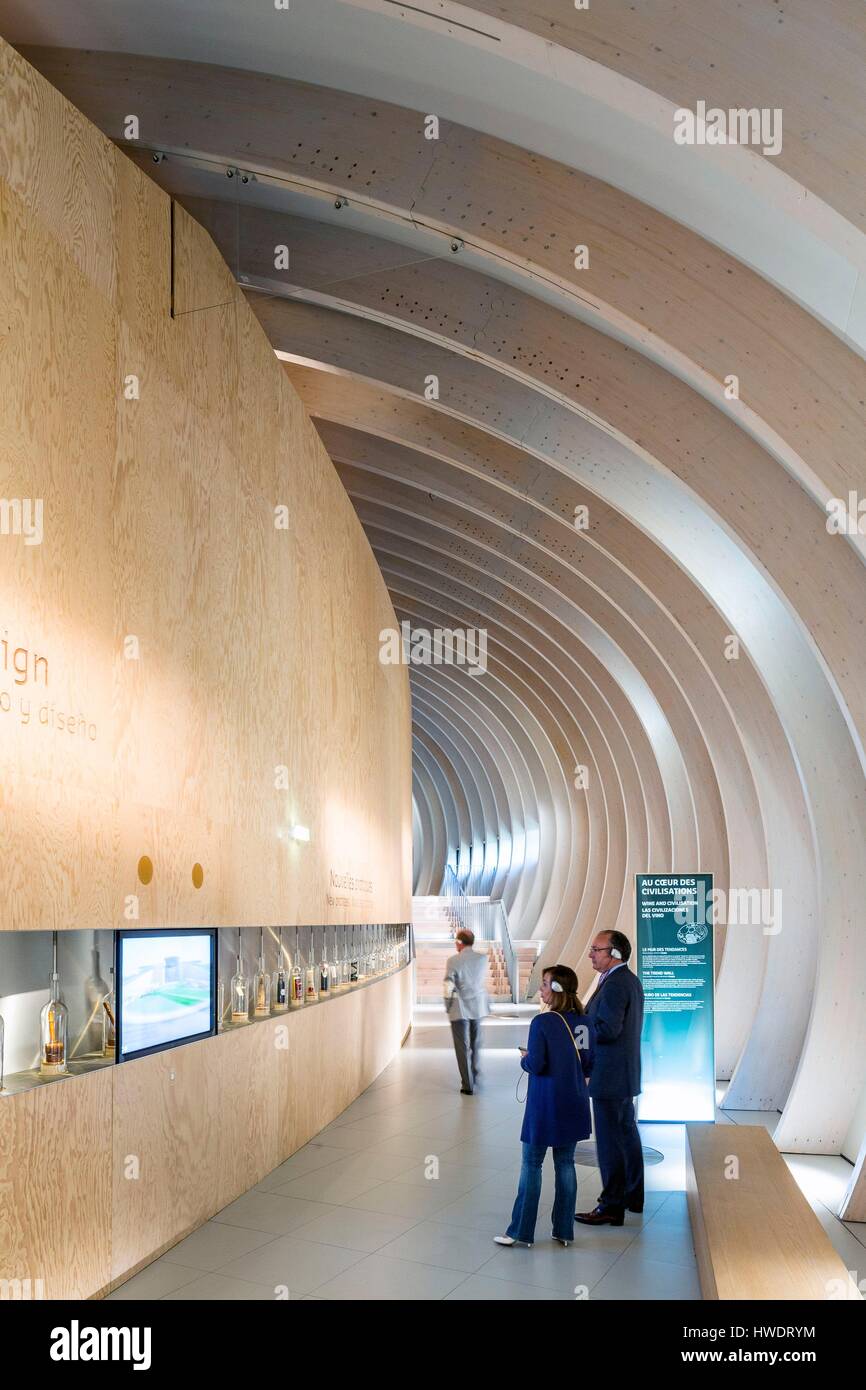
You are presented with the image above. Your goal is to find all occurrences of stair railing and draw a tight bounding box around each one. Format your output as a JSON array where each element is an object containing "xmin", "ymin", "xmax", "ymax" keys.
[{"xmin": 439, "ymin": 869, "xmax": 520, "ymax": 1002}]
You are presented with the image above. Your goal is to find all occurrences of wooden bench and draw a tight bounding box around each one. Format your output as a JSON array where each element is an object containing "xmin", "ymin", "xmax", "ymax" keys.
[{"xmin": 686, "ymin": 1124, "xmax": 863, "ymax": 1300}]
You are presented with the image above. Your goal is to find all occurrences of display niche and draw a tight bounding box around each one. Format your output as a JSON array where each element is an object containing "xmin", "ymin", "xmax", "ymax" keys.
[
  {"xmin": 0, "ymin": 924, "xmax": 411, "ymax": 1095},
  {"xmin": 216, "ymin": 924, "xmax": 410, "ymax": 1032},
  {"xmin": 0, "ymin": 928, "xmax": 117, "ymax": 1097}
]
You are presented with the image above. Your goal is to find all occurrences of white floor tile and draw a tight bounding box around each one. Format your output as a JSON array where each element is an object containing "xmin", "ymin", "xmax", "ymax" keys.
[
  {"xmin": 160, "ymin": 1221, "xmax": 275, "ymax": 1272},
  {"xmin": 591, "ymin": 1250, "xmax": 701, "ymax": 1300},
  {"xmin": 314, "ymin": 1253, "xmax": 467, "ymax": 1301},
  {"xmin": 212, "ymin": 1190, "xmax": 336, "ymax": 1235},
  {"xmin": 346, "ymin": 1177, "xmax": 466, "ymax": 1218},
  {"xmin": 290, "ymin": 1205, "xmax": 417, "ymax": 1253},
  {"xmin": 444, "ymin": 1273, "xmax": 573, "ymax": 1301},
  {"xmin": 272, "ymin": 1164, "xmax": 387, "ymax": 1204},
  {"xmin": 163, "ymin": 1272, "xmax": 279, "ymax": 1301},
  {"xmin": 219, "ymin": 1234, "xmax": 364, "ymax": 1294},
  {"xmin": 377, "ymin": 1219, "xmax": 507, "ymax": 1273},
  {"xmin": 255, "ymin": 1144, "xmax": 348, "ymax": 1185},
  {"xmin": 106, "ymin": 1258, "xmax": 203, "ymax": 1300}
]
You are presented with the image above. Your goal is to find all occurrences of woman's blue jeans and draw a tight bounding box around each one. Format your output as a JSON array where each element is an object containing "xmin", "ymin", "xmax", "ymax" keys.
[{"xmin": 506, "ymin": 1141, "xmax": 577, "ymax": 1244}]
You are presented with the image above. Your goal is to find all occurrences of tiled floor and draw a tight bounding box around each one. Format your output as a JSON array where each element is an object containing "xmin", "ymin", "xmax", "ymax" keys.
[{"xmin": 108, "ymin": 1008, "xmax": 864, "ymax": 1301}]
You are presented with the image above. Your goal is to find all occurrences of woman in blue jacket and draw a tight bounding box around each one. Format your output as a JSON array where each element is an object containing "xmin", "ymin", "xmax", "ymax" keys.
[{"xmin": 496, "ymin": 964, "xmax": 595, "ymax": 1248}]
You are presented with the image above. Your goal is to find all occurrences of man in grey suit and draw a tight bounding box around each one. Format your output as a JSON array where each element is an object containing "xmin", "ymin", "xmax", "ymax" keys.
[{"xmin": 444, "ymin": 929, "xmax": 489, "ymax": 1094}]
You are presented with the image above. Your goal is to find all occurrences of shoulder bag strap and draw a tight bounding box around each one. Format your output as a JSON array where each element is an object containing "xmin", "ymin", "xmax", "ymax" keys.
[{"xmin": 552, "ymin": 1009, "xmax": 584, "ymax": 1058}]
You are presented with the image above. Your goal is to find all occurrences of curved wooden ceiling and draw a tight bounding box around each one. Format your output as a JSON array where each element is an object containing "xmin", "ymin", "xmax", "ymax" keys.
[{"xmin": 8, "ymin": 3, "xmax": 866, "ymax": 1203}]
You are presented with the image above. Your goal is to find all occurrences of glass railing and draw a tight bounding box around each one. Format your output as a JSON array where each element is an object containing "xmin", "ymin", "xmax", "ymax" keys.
[{"xmin": 441, "ymin": 869, "xmax": 519, "ymax": 1003}]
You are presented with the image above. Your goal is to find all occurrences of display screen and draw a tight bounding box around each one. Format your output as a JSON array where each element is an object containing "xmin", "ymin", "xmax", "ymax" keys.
[{"xmin": 116, "ymin": 930, "xmax": 216, "ymax": 1062}]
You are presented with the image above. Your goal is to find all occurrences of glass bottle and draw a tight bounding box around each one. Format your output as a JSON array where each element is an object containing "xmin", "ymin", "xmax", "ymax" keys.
[
  {"xmin": 319, "ymin": 928, "xmax": 331, "ymax": 998},
  {"xmin": 273, "ymin": 926, "xmax": 289, "ymax": 1012},
  {"xmin": 349, "ymin": 927, "xmax": 359, "ymax": 985},
  {"xmin": 253, "ymin": 927, "xmax": 272, "ymax": 1017},
  {"xmin": 304, "ymin": 927, "xmax": 319, "ymax": 1002},
  {"xmin": 102, "ymin": 966, "xmax": 116, "ymax": 1058},
  {"xmin": 290, "ymin": 931, "xmax": 304, "ymax": 1008},
  {"xmin": 331, "ymin": 931, "xmax": 340, "ymax": 991},
  {"xmin": 230, "ymin": 928, "xmax": 250, "ymax": 1023},
  {"xmin": 40, "ymin": 931, "xmax": 69, "ymax": 1076},
  {"xmin": 332, "ymin": 928, "xmax": 342, "ymax": 991},
  {"xmin": 85, "ymin": 937, "xmax": 109, "ymax": 1055}
]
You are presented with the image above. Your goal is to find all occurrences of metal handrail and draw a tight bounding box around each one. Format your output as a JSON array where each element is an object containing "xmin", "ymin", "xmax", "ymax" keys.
[
  {"xmin": 441, "ymin": 869, "xmax": 523, "ymax": 1002},
  {"xmin": 489, "ymin": 900, "xmax": 517, "ymax": 1004}
]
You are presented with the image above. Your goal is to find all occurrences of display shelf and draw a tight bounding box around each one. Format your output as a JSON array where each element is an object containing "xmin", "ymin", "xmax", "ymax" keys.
[
  {"xmin": 0, "ymin": 1051, "xmax": 116, "ymax": 1098},
  {"xmin": 217, "ymin": 957, "xmax": 409, "ymax": 1032},
  {"xmin": 0, "ymin": 928, "xmax": 414, "ymax": 1089}
]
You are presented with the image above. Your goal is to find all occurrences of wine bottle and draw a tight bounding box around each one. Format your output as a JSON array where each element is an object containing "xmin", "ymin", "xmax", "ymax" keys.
[
  {"xmin": 40, "ymin": 932, "xmax": 69, "ymax": 1076},
  {"xmin": 304, "ymin": 927, "xmax": 318, "ymax": 1002},
  {"xmin": 102, "ymin": 966, "xmax": 116, "ymax": 1058},
  {"xmin": 253, "ymin": 927, "xmax": 272, "ymax": 1017},
  {"xmin": 230, "ymin": 927, "xmax": 250, "ymax": 1023},
  {"xmin": 273, "ymin": 926, "xmax": 289, "ymax": 1011}
]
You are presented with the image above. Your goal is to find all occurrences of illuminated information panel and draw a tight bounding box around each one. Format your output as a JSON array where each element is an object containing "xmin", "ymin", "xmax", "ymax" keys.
[{"xmin": 636, "ymin": 873, "xmax": 715, "ymax": 1122}]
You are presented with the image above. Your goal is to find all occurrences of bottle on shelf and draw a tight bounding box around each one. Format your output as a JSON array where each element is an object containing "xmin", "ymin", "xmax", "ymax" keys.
[
  {"xmin": 349, "ymin": 927, "xmax": 359, "ymax": 985},
  {"xmin": 290, "ymin": 929, "xmax": 304, "ymax": 1007},
  {"xmin": 304, "ymin": 927, "xmax": 319, "ymax": 1003},
  {"xmin": 253, "ymin": 927, "xmax": 272, "ymax": 1017},
  {"xmin": 230, "ymin": 928, "xmax": 250, "ymax": 1023},
  {"xmin": 85, "ymin": 937, "xmax": 109, "ymax": 1056},
  {"xmin": 102, "ymin": 966, "xmax": 116, "ymax": 1058},
  {"xmin": 273, "ymin": 926, "xmax": 289, "ymax": 1012},
  {"xmin": 332, "ymin": 927, "xmax": 343, "ymax": 991},
  {"xmin": 319, "ymin": 927, "xmax": 331, "ymax": 998},
  {"xmin": 40, "ymin": 931, "xmax": 69, "ymax": 1077}
]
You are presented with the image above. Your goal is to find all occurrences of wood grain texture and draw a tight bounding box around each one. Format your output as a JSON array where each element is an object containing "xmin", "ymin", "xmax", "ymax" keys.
[
  {"xmin": 109, "ymin": 965, "xmax": 412, "ymax": 1294},
  {"xmin": 0, "ymin": 966, "xmax": 411, "ymax": 1299},
  {"xmin": 0, "ymin": 39, "xmax": 412, "ymax": 933},
  {"xmin": 0, "ymin": 1068, "xmax": 113, "ymax": 1299},
  {"xmin": 686, "ymin": 1124, "xmax": 862, "ymax": 1300},
  {"xmin": 467, "ymin": 0, "xmax": 866, "ymax": 234}
]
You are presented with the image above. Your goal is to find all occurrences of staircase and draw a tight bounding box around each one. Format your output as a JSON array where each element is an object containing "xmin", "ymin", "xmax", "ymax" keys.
[
  {"xmin": 413, "ymin": 938, "xmax": 514, "ymax": 1002},
  {"xmin": 411, "ymin": 895, "xmax": 540, "ymax": 1003}
]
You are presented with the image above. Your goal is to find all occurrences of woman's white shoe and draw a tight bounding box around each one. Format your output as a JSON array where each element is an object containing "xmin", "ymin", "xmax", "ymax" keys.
[{"xmin": 493, "ymin": 1235, "xmax": 532, "ymax": 1247}]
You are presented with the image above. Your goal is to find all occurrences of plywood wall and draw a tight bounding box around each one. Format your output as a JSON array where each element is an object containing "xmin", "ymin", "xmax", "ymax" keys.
[
  {"xmin": 0, "ymin": 39, "xmax": 412, "ymax": 932},
  {"xmin": 0, "ymin": 965, "xmax": 412, "ymax": 1298}
]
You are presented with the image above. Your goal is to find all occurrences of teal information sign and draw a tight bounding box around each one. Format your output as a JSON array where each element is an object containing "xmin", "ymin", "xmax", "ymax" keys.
[{"xmin": 636, "ymin": 873, "xmax": 715, "ymax": 1122}]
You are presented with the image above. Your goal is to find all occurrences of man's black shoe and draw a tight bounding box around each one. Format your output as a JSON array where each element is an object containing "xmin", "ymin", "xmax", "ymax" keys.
[{"xmin": 575, "ymin": 1205, "xmax": 625, "ymax": 1227}]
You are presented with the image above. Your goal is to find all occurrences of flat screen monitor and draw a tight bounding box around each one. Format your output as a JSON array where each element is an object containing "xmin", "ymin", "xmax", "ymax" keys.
[{"xmin": 115, "ymin": 929, "xmax": 217, "ymax": 1062}]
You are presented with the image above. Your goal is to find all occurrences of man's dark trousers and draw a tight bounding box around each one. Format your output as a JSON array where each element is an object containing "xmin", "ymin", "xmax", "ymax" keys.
[
  {"xmin": 593, "ymin": 1097, "xmax": 644, "ymax": 1212},
  {"xmin": 450, "ymin": 1019, "xmax": 480, "ymax": 1091}
]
